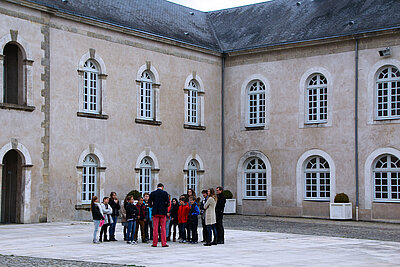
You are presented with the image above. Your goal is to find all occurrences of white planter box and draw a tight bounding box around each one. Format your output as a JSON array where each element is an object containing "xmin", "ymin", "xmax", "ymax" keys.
[
  {"xmin": 330, "ymin": 203, "xmax": 352, "ymax": 220},
  {"xmin": 224, "ymin": 199, "xmax": 236, "ymax": 214}
]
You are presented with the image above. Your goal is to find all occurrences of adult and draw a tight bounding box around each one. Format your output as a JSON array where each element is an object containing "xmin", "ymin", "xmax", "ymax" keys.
[
  {"xmin": 215, "ymin": 186, "xmax": 226, "ymax": 244},
  {"xmin": 100, "ymin": 197, "xmax": 113, "ymax": 242},
  {"xmin": 149, "ymin": 183, "xmax": 170, "ymax": 247},
  {"xmin": 203, "ymin": 188, "xmax": 218, "ymax": 246},
  {"xmin": 108, "ymin": 192, "xmax": 120, "ymax": 241},
  {"xmin": 91, "ymin": 196, "xmax": 104, "ymax": 244},
  {"xmin": 199, "ymin": 189, "xmax": 208, "ymax": 242}
]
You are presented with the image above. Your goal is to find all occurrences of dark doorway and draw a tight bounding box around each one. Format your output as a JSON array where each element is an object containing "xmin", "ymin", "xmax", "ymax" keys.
[
  {"xmin": 3, "ymin": 43, "xmax": 24, "ymax": 105},
  {"xmin": 1, "ymin": 150, "xmax": 23, "ymax": 223}
]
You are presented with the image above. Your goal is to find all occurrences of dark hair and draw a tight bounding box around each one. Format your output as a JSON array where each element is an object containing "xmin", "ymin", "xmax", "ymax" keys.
[
  {"xmin": 90, "ymin": 196, "xmax": 98, "ymax": 210},
  {"xmin": 110, "ymin": 192, "xmax": 117, "ymax": 198},
  {"xmin": 172, "ymin": 198, "xmax": 178, "ymax": 205},
  {"xmin": 216, "ymin": 186, "xmax": 223, "ymax": 192},
  {"xmin": 189, "ymin": 196, "xmax": 196, "ymax": 202},
  {"xmin": 157, "ymin": 183, "xmax": 164, "ymax": 188},
  {"xmin": 103, "ymin": 196, "xmax": 109, "ymax": 202},
  {"xmin": 179, "ymin": 195, "xmax": 187, "ymax": 203},
  {"xmin": 144, "ymin": 193, "xmax": 150, "ymax": 196},
  {"xmin": 138, "ymin": 196, "xmax": 143, "ymax": 200},
  {"xmin": 127, "ymin": 195, "xmax": 133, "ymax": 201},
  {"xmin": 201, "ymin": 190, "xmax": 207, "ymax": 194}
]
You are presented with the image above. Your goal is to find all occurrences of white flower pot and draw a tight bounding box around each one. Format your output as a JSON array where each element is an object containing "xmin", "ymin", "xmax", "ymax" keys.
[
  {"xmin": 224, "ymin": 199, "xmax": 236, "ymax": 214},
  {"xmin": 330, "ymin": 203, "xmax": 352, "ymax": 220}
]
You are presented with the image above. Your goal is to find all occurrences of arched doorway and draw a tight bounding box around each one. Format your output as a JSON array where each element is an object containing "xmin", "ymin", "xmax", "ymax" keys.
[{"xmin": 1, "ymin": 150, "xmax": 23, "ymax": 223}]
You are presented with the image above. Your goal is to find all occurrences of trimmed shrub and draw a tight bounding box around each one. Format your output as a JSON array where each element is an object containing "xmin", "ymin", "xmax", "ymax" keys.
[
  {"xmin": 334, "ymin": 193, "xmax": 349, "ymax": 203},
  {"xmin": 126, "ymin": 190, "xmax": 141, "ymax": 200},
  {"xmin": 223, "ymin": 189, "xmax": 233, "ymax": 199}
]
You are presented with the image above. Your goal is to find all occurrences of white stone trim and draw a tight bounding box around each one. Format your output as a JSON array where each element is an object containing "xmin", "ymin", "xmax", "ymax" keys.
[
  {"xmin": 364, "ymin": 147, "xmax": 400, "ymax": 209},
  {"xmin": 0, "ymin": 141, "xmax": 32, "ymax": 223},
  {"xmin": 367, "ymin": 59, "xmax": 400, "ymax": 125},
  {"xmin": 135, "ymin": 149, "xmax": 160, "ymax": 192},
  {"xmin": 183, "ymin": 73, "xmax": 205, "ymax": 126},
  {"xmin": 136, "ymin": 64, "xmax": 160, "ymax": 84},
  {"xmin": 183, "ymin": 153, "xmax": 205, "ymax": 195},
  {"xmin": 240, "ymin": 74, "xmax": 270, "ymax": 130},
  {"xmin": 296, "ymin": 149, "xmax": 336, "ymax": 207},
  {"xmin": 237, "ymin": 151, "xmax": 272, "ymax": 205},
  {"xmin": 298, "ymin": 67, "xmax": 333, "ymax": 128}
]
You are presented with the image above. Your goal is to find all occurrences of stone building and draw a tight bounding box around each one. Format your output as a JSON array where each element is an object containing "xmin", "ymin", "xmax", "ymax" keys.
[{"xmin": 1, "ymin": 0, "xmax": 400, "ymax": 223}]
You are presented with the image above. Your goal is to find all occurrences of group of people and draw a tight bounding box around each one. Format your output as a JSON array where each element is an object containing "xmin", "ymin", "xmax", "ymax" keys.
[{"xmin": 91, "ymin": 183, "xmax": 226, "ymax": 247}]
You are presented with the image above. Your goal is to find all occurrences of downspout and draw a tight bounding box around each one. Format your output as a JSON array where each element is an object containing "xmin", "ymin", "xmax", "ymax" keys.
[
  {"xmin": 221, "ymin": 54, "xmax": 226, "ymax": 187},
  {"xmin": 354, "ymin": 39, "xmax": 359, "ymax": 221}
]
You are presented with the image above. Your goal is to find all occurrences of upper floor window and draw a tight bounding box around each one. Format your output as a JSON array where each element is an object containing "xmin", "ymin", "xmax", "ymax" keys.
[
  {"xmin": 140, "ymin": 157, "xmax": 153, "ymax": 194},
  {"xmin": 306, "ymin": 74, "xmax": 327, "ymax": 123},
  {"xmin": 140, "ymin": 71, "xmax": 153, "ymax": 120},
  {"xmin": 187, "ymin": 80, "xmax": 199, "ymax": 125},
  {"xmin": 244, "ymin": 158, "xmax": 267, "ymax": 198},
  {"xmin": 187, "ymin": 159, "xmax": 199, "ymax": 194},
  {"xmin": 247, "ymin": 80, "xmax": 266, "ymax": 127},
  {"xmin": 304, "ymin": 156, "xmax": 330, "ymax": 200},
  {"xmin": 374, "ymin": 154, "xmax": 400, "ymax": 202},
  {"xmin": 83, "ymin": 60, "xmax": 99, "ymax": 113},
  {"xmin": 376, "ymin": 66, "xmax": 400, "ymax": 120},
  {"xmin": 3, "ymin": 43, "xmax": 24, "ymax": 105},
  {"xmin": 82, "ymin": 155, "xmax": 98, "ymax": 204}
]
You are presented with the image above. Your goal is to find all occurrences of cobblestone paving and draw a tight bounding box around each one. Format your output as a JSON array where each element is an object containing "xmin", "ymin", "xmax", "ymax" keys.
[{"xmin": 224, "ymin": 215, "xmax": 400, "ymax": 242}]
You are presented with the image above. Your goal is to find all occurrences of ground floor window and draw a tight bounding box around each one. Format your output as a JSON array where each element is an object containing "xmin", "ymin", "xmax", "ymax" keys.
[
  {"xmin": 304, "ymin": 156, "xmax": 330, "ymax": 200},
  {"xmin": 82, "ymin": 155, "xmax": 97, "ymax": 203},
  {"xmin": 244, "ymin": 158, "xmax": 267, "ymax": 198},
  {"xmin": 374, "ymin": 154, "xmax": 400, "ymax": 201}
]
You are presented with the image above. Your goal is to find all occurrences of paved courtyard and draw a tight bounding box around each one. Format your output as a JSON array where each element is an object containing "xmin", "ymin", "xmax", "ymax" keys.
[{"xmin": 0, "ymin": 216, "xmax": 399, "ymax": 266}]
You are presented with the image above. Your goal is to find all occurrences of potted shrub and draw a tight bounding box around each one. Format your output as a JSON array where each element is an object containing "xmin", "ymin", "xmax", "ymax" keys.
[
  {"xmin": 223, "ymin": 189, "xmax": 236, "ymax": 214},
  {"xmin": 126, "ymin": 190, "xmax": 141, "ymax": 204},
  {"xmin": 330, "ymin": 193, "xmax": 352, "ymax": 220}
]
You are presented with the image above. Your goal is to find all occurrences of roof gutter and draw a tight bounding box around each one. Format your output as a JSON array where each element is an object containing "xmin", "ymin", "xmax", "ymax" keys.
[
  {"xmin": 221, "ymin": 53, "xmax": 226, "ymax": 188},
  {"xmin": 354, "ymin": 38, "xmax": 360, "ymax": 221}
]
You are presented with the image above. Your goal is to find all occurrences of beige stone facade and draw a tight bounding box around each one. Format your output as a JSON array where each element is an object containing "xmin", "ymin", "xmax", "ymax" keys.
[{"xmin": 1, "ymin": 0, "xmax": 400, "ymax": 223}]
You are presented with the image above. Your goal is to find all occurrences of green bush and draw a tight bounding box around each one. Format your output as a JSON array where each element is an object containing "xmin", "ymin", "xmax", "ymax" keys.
[
  {"xmin": 223, "ymin": 189, "xmax": 233, "ymax": 199},
  {"xmin": 126, "ymin": 190, "xmax": 141, "ymax": 200},
  {"xmin": 334, "ymin": 193, "xmax": 349, "ymax": 203}
]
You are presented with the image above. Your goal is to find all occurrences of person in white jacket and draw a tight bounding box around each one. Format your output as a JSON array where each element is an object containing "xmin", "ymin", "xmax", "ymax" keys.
[{"xmin": 100, "ymin": 197, "xmax": 113, "ymax": 242}]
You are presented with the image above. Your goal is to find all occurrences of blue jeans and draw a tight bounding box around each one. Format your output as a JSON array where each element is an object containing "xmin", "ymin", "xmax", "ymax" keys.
[
  {"xmin": 109, "ymin": 215, "xmax": 118, "ymax": 237},
  {"xmin": 126, "ymin": 220, "xmax": 136, "ymax": 242},
  {"xmin": 165, "ymin": 217, "xmax": 171, "ymax": 237},
  {"xmin": 93, "ymin": 220, "xmax": 100, "ymax": 242},
  {"xmin": 179, "ymin": 223, "xmax": 187, "ymax": 240},
  {"xmin": 206, "ymin": 224, "xmax": 217, "ymax": 243}
]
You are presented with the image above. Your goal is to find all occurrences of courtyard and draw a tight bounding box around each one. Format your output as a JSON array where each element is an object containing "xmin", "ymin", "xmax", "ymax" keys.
[{"xmin": 0, "ymin": 215, "xmax": 399, "ymax": 266}]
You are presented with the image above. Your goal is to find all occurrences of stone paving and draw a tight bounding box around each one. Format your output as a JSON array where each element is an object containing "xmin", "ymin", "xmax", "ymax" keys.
[{"xmin": 0, "ymin": 216, "xmax": 399, "ymax": 266}]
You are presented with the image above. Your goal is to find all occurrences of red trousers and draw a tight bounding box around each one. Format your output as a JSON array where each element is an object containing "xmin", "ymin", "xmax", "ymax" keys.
[{"xmin": 152, "ymin": 215, "xmax": 167, "ymax": 246}]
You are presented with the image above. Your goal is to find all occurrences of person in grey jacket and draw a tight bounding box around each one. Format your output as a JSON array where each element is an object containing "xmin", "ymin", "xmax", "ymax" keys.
[
  {"xmin": 91, "ymin": 196, "xmax": 104, "ymax": 244},
  {"xmin": 100, "ymin": 197, "xmax": 113, "ymax": 242},
  {"xmin": 203, "ymin": 188, "xmax": 218, "ymax": 246}
]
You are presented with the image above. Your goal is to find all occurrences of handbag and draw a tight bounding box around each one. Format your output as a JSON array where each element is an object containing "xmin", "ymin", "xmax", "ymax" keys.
[{"xmin": 99, "ymin": 220, "xmax": 104, "ymax": 227}]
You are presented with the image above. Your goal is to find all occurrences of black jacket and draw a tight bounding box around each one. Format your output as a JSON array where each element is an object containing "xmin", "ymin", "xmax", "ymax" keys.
[
  {"xmin": 109, "ymin": 198, "xmax": 120, "ymax": 217},
  {"xmin": 125, "ymin": 202, "xmax": 138, "ymax": 221},
  {"xmin": 91, "ymin": 204, "xmax": 103, "ymax": 220},
  {"xmin": 170, "ymin": 203, "xmax": 179, "ymax": 223},
  {"xmin": 216, "ymin": 193, "xmax": 226, "ymax": 213},
  {"xmin": 149, "ymin": 188, "xmax": 169, "ymax": 216}
]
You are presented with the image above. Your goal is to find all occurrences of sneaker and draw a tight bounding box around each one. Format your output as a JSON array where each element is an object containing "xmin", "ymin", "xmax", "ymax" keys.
[
  {"xmin": 179, "ymin": 240, "xmax": 184, "ymax": 243},
  {"xmin": 126, "ymin": 241, "xmax": 132, "ymax": 244},
  {"xmin": 93, "ymin": 240, "xmax": 100, "ymax": 244},
  {"xmin": 131, "ymin": 241, "xmax": 137, "ymax": 245},
  {"xmin": 182, "ymin": 240, "xmax": 187, "ymax": 243}
]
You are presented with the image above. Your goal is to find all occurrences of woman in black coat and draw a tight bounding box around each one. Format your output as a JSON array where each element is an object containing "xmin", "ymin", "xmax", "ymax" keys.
[
  {"xmin": 168, "ymin": 198, "xmax": 179, "ymax": 242},
  {"xmin": 91, "ymin": 196, "xmax": 104, "ymax": 244}
]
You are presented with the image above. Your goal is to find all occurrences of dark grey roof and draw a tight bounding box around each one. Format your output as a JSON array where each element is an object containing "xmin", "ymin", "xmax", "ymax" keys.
[{"xmin": 23, "ymin": 0, "xmax": 400, "ymax": 53}]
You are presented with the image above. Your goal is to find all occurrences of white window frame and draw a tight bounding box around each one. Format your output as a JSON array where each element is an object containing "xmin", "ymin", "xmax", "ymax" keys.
[
  {"xmin": 135, "ymin": 150, "xmax": 160, "ymax": 194},
  {"xmin": 82, "ymin": 60, "xmax": 99, "ymax": 114},
  {"xmin": 375, "ymin": 66, "xmax": 400, "ymax": 120},
  {"xmin": 303, "ymin": 156, "xmax": 331, "ymax": 201},
  {"xmin": 187, "ymin": 159, "xmax": 198, "ymax": 194},
  {"xmin": 187, "ymin": 80, "xmax": 199, "ymax": 125},
  {"xmin": 139, "ymin": 71, "xmax": 153, "ymax": 120},
  {"xmin": 244, "ymin": 157, "xmax": 267, "ymax": 199},
  {"xmin": 306, "ymin": 73, "xmax": 328, "ymax": 124},
  {"xmin": 373, "ymin": 154, "xmax": 400, "ymax": 202},
  {"xmin": 82, "ymin": 154, "xmax": 98, "ymax": 204},
  {"xmin": 183, "ymin": 153, "xmax": 204, "ymax": 196},
  {"xmin": 184, "ymin": 73, "xmax": 205, "ymax": 128},
  {"xmin": 247, "ymin": 80, "xmax": 266, "ymax": 127},
  {"xmin": 139, "ymin": 157, "xmax": 153, "ymax": 195}
]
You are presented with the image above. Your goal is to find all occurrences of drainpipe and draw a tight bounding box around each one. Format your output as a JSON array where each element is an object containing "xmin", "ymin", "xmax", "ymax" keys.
[
  {"xmin": 221, "ymin": 54, "xmax": 226, "ymax": 188},
  {"xmin": 354, "ymin": 39, "xmax": 359, "ymax": 221}
]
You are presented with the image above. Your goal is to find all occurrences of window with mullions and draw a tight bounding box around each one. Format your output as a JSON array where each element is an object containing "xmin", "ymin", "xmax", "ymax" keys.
[
  {"xmin": 247, "ymin": 81, "xmax": 266, "ymax": 127},
  {"xmin": 304, "ymin": 156, "xmax": 330, "ymax": 200},
  {"xmin": 140, "ymin": 157, "xmax": 152, "ymax": 194},
  {"xmin": 187, "ymin": 160, "xmax": 198, "ymax": 194},
  {"xmin": 374, "ymin": 154, "xmax": 400, "ymax": 202},
  {"xmin": 187, "ymin": 80, "xmax": 198, "ymax": 125},
  {"xmin": 83, "ymin": 60, "xmax": 99, "ymax": 113},
  {"xmin": 82, "ymin": 155, "xmax": 97, "ymax": 203},
  {"xmin": 306, "ymin": 74, "xmax": 327, "ymax": 123},
  {"xmin": 140, "ymin": 71, "xmax": 153, "ymax": 120},
  {"xmin": 244, "ymin": 158, "xmax": 267, "ymax": 198},
  {"xmin": 376, "ymin": 66, "xmax": 400, "ymax": 119}
]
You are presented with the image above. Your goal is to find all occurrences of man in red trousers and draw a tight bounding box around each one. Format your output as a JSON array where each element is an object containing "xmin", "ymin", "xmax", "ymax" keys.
[{"xmin": 149, "ymin": 183, "xmax": 170, "ymax": 247}]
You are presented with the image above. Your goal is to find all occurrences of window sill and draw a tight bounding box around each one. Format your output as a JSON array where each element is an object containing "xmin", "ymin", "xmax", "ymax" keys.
[
  {"xmin": 245, "ymin": 126, "xmax": 265, "ymax": 131},
  {"xmin": 77, "ymin": 112, "xmax": 109, "ymax": 120},
  {"xmin": 135, "ymin": 118, "xmax": 162, "ymax": 126},
  {"xmin": 75, "ymin": 204, "xmax": 91, "ymax": 211},
  {"xmin": 243, "ymin": 197, "xmax": 267, "ymax": 200},
  {"xmin": 0, "ymin": 103, "xmax": 35, "ymax": 112},
  {"xmin": 184, "ymin": 124, "xmax": 206, "ymax": 131},
  {"xmin": 303, "ymin": 199, "xmax": 330, "ymax": 202}
]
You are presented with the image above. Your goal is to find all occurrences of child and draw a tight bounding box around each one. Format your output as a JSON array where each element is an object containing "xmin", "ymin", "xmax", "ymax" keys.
[
  {"xmin": 134, "ymin": 197, "xmax": 147, "ymax": 243},
  {"xmin": 120, "ymin": 196, "xmax": 129, "ymax": 241},
  {"xmin": 125, "ymin": 195, "xmax": 138, "ymax": 244},
  {"xmin": 100, "ymin": 197, "xmax": 113, "ymax": 242},
  {"xmin": 168, "ymin": 198, "xmax": 179, "ymax": 242},
  {"xmin": 143, "ymin": 193, "xmax": 152, "ymax": 241},
  {"xmin": 177, "ymin": 195, "xmax": 190, "ymax": 243},
  {"xmin": 188, "ymin": 196, "xmax": 200, "ymax": 244},
  {"xmin": 91, "ymin": 196, "xmax": 104, "ymax": 244}
]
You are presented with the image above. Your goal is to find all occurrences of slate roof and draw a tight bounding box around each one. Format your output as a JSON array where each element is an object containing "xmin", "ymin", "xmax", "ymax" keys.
[{"xmin": 23, "ymin": 0, "xmax": 400, "ymax": 53}]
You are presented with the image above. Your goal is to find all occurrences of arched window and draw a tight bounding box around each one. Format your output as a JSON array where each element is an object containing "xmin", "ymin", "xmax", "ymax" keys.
[
  {"xmin": 187, "ymin": 159, "xmax": 198, "ymax": 194},
  {"xmin": 304, "ymin": 156, "xmax": 330, "ymax": 200},
  {"xmin": 140, "ymin": 157, "xmax": 153, "ymax": 194},
  {"xmin": 140, "ymin": 71, "xmax": 153, "ymax": 120},
  {"xmin": 187, "ymin": 80, "xmax": 198, "ymax": 125},
  {"xmin": 376, "ymin": 66, "xmax": 400, "ymax": 119},
  {"xmin": 244, "ymin": 158, "xmax": 267, "ymax": 198},
  {"xmin": 3, "ymin": 43, "xmax": 23, "ymax": 105},
  {"xmin": 82, "ymin": 155, "xmax": 97, "ymax": 203},
  {"xmin": 306, "ymin": 73, "xmax": 327, "ymax": 123},
  {"xmin": 83, "ymin": 60, "xmax": 99, "ymax": 113},
  {"xmin": 247, "ymin": 80, "xmax": 266, "ymax": 126},
  {"xmin": 374, "ymin": 154, "xmax": 400, "ymax": 201}
]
